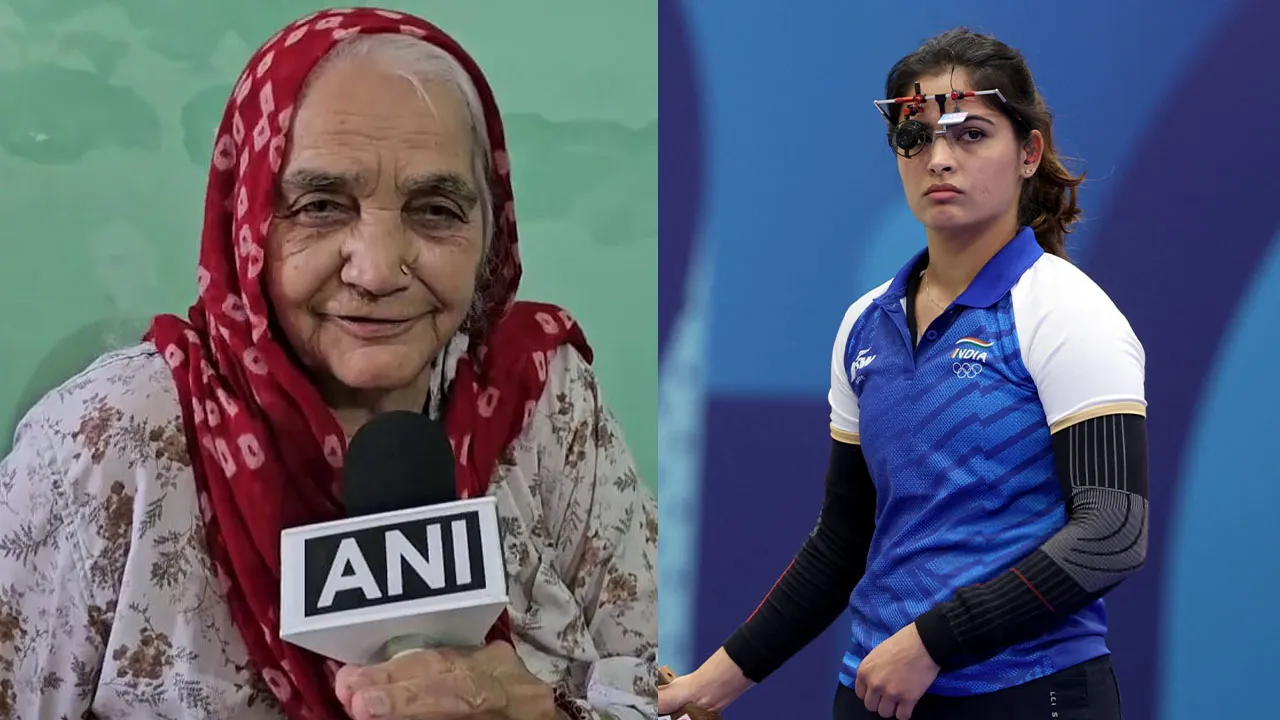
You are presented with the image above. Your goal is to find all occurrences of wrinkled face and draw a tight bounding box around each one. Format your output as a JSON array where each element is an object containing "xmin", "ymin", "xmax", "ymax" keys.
[
  {"xmin": 267, "ymin": 55, "xmax": 486, "ymax": 397},
  {"xmin": 895, "ymin": 68, "xmax": 1040, "ymax": 236}
]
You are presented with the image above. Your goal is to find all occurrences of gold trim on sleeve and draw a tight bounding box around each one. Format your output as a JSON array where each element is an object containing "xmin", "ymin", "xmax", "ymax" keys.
[
  {"xmin": 1049, "ymin": 401, "xmax": 1146, "ymax": 434},
  {"xmin": 830, "ymin": 426, "xmax": 861, "ymax": 445}
]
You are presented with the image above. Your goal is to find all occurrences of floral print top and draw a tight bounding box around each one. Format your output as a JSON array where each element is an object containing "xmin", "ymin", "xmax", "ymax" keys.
[{"xmin": 0, "ymin": 342, "xmax": 657, "ymax": 720}]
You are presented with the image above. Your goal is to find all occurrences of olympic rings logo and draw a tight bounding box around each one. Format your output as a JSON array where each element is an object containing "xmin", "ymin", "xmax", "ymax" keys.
[{"xmin": 953, "ymin": 362, "xmax": 984, "ymax": 379}]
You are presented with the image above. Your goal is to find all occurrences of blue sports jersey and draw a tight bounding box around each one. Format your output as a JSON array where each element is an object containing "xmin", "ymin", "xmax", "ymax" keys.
[{"xmin": 827, "ymin": 227, "xmax": 1146, "ymax": 695}]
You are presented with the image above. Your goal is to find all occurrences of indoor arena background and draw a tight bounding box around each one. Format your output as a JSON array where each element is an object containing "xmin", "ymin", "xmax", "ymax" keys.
[{"xmin": 658, "ymin": 1, "xmax": 1280, "ymax": 718}]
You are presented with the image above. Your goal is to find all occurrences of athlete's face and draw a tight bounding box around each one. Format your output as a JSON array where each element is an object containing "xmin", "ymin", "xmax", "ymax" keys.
[{"xmin": 895, "ymin": 69, "xmax": 1042, "ymax": 236}]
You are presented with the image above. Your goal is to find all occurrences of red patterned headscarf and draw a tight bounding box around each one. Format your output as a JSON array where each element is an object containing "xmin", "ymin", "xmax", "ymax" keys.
[{"xmin": 146, "ymin": 8, "xmax": 590, "ymax": 719}]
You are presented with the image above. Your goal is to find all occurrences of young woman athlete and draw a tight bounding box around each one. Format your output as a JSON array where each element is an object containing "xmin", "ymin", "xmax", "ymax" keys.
[{"xmin": 659, "ymin": 28, "xmax": 1147, "ymax": 720}]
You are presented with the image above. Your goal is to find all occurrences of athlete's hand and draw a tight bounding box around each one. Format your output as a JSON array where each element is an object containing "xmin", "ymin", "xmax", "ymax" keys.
[
  {"xmin": 854, "ymin": 622, "xmax": 940, "ymax": 719},
  {"xmin": 656, "ymin": 648, "xmax": 749, "ymax": 717}
]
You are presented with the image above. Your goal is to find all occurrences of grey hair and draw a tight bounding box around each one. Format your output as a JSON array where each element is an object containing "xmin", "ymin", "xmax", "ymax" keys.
[{"xmin": 306, "ymin": 33, "xmax": 496, "ymax": 328}]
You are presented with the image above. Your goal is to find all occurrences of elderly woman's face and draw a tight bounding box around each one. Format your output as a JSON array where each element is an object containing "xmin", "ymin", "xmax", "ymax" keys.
[{"xmin": 267, "ymin": 55, "xmax": 485, "ymax": 396}]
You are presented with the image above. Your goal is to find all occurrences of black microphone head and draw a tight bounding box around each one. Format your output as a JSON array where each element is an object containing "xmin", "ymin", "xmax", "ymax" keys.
[{"xmin": 342, "ymin": 411, "xmax": 456, "ymax": 517}]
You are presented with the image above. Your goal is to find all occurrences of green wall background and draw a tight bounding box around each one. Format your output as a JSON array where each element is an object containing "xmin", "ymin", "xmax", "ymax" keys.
[{"xmin": 0, "ymin": 1, "xmax": 657, "ymax": 487}]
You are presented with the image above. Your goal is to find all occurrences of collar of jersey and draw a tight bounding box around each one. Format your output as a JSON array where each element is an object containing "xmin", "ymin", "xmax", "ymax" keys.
[{"xmin": 880, "ymin": 225, "xmax": 1044, "ymax": 310}]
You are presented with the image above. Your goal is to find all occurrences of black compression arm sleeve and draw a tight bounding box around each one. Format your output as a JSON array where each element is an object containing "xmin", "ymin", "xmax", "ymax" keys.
[
  {"xmin": 914, "ymin": 413, "xmax": 1149, "ymax": 669},
  {"xmin": 722, "ymin": 439, "xmax": 877, "ymax": 682}
]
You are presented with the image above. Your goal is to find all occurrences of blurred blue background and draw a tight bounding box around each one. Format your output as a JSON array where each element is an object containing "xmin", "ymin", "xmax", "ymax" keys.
[{"xmin": 657, "ymin": 1, "xmax": 1280, "ymax": 718}]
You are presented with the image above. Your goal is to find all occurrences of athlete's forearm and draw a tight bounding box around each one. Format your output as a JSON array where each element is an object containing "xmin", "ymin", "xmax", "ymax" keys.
[
  {"xmin": 722, "ymin": 440, "xmax": 877, "ymax": 682},
  {"xmin": 914, "ymin": 413, "xmax": 1149, "ymax": 670}
]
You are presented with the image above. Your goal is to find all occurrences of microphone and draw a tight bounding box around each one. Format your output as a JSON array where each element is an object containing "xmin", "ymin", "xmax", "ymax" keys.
[{"xmin": 279, "ymin": 411, "xmax": 508, "ymax": 664}]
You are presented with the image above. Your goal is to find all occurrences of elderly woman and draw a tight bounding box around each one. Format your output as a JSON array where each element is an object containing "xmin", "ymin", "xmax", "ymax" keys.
[{"xmin": 0, "ymin": 8, "xmax": 656, "ymax": 720}]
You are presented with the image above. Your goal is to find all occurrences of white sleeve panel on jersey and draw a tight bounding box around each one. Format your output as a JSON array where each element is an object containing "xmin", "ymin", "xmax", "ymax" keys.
[
  {"xmin": 1012, "ymin": 256, "xmax": 1147, "ymax": 434},
  {"xmin": 829, "ymin": 280, "xmax": 890, "ymax": 444}
]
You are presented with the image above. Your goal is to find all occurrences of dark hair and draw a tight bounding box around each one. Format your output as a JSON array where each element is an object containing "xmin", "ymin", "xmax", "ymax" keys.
[{"xmin": 884, "ymin": 28, "xmax": 1082, "ymax": 259}]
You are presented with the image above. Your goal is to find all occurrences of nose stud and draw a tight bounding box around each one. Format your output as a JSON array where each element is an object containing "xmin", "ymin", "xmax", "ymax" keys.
[{"xmin": 400, "ymin": 264, "xmax": 411, "ymax": 276}]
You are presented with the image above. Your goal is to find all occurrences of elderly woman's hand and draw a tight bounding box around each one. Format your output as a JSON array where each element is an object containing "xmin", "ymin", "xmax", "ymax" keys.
[{"xmin": 334, "ymin": 642, "xmax": 559, "ymax": 720}]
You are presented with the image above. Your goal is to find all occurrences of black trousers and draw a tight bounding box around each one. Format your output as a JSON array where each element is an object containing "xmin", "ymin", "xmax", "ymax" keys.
[{"xmin": 833, "ymin": 654, "xmax": 1123, "ymax": 719}]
